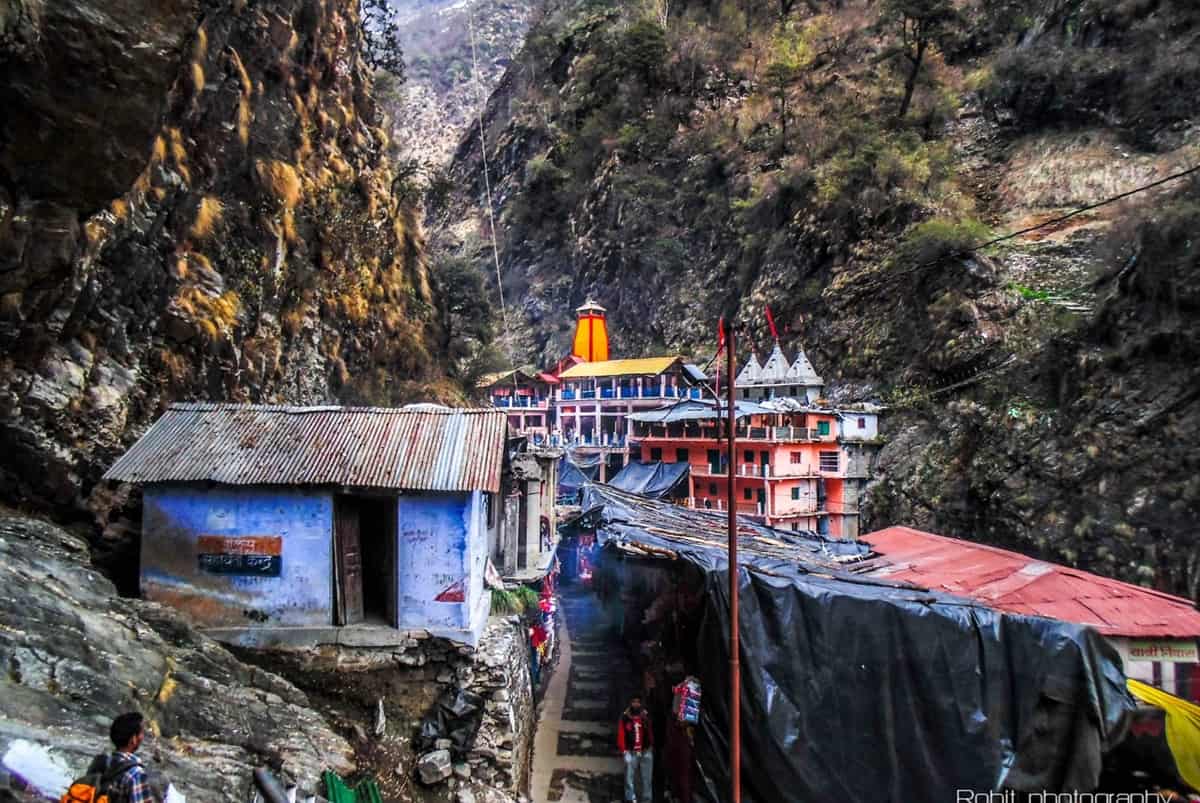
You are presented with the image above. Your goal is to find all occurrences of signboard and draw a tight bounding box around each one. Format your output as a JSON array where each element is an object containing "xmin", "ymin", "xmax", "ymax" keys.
[
  {"xmin": 1128, "ymin": 640, "xmax": 1199, "ymax": 663},
  {"xmin": 197, "ymin": 535, "xmax": 282, "ymax": 577}
]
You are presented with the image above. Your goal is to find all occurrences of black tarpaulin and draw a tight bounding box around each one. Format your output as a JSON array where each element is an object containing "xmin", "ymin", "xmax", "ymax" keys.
[
  {"xmin": 580, "ymin": 484, "xmax": 1133, "ymax": 803},
  {"xmin": 607, "ymin": 461, "xmax": 690, "ymax": 499}
]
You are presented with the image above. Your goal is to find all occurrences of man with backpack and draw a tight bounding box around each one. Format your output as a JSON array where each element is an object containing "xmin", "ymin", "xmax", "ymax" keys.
[{"xmin": 64, "ymin": 712, "xmax": 159, "ymax": 803}]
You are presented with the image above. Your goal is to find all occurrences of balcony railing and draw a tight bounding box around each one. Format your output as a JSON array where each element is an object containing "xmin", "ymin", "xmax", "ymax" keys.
[
  {"xmin": 557, "ymin": 386, "xmax": 703, "ymax": 402},
  {"xmin": 549, "ymin": 433, "xmax": 628, "ymax": 448},
  {"xmin": 492, "ymin": 396, "xmax": 549, "ymax": 408},
  {"xmin": 688, "ymin": 496, "xmax": 840, "ymax": 520},
  {"xmin": 684, "ymin": 498, "xmax": 765, "ymax": 518},
  {"xmin": 636, "ymin": 426, "xmax": 816, "ymax": 443},
  {"xmin": 691, "ymin": 463, "xmax": 811, "ymax": 479}
]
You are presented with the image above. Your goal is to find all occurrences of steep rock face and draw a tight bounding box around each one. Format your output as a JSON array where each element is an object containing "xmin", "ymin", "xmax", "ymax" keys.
[
  {"xmin": 0, "ymin": 0, "xmax": 451, "ymax": 524},
  {"xmin": 0, "ymin": 514, "xmax": 352, "ymax": 800},
  {"xmin": 436, "ymin": 0, "xmax": 1200, "ymax": 594},
  {"xmin": 0, "ymin": 0, "xmax": 197, "ymax": 211},
  {"xmin": 384, "ymin": 0, "xmax": 537, "ymax": 168},
  {"xmin": 867, "ymin": 203, "xmax": 1200, "ymax": 596}
]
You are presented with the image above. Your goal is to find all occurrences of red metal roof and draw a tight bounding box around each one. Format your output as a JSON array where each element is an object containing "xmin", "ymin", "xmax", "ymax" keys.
[{"xmin": 860, "ymin": 526, "xmax": 1200, "ymax": 638}]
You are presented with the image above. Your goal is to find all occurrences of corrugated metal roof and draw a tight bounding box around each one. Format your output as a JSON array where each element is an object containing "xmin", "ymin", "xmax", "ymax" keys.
[
  {"xmin": 860, "ymin": 526, "xmax": 1200, "ymax": 638},
  {"xmin": 103, "ymin": 403, "xmax": 508, "ymax": 493},
  {"xmin": 558, "ymin": 356, "xmax": 681, "ymax": 379}
]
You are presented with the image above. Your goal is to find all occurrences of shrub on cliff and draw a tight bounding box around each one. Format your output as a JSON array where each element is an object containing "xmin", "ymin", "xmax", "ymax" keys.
[{"xmin": 890, "ymin": 216, "xmax": 991, "ymax": 268}]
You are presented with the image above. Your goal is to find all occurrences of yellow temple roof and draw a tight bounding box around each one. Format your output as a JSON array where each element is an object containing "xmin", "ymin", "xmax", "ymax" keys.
[{"xmin": 558, "ymin": 356, "xmax": 681, "ymax": 379}]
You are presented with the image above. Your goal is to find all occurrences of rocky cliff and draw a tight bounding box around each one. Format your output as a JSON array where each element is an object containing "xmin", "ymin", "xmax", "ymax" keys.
[
  {"xmin": 0, "ymin": 0, "xmax": 454, "ymax": 531},
  {"xmin": 0, "ymin": 512, "xmax": 352, "ymax": 800},
  {"xmin": 382, "ymin": 0, "xmax": 537, "ymax": 169},
  {"xmin": 435, "ymin": 0, "xmax": 1200, "ymax": 594}
]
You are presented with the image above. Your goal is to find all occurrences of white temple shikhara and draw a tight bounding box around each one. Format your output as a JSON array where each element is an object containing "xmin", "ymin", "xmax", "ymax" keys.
[{"xmin": 734, "ymin": 343, "xmax": 824, "ymax": 403}]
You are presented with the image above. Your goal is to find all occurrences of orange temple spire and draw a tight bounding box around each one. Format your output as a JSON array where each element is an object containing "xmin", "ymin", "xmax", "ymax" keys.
[{"xmin": 571, "ymin": 299, "xmax": 609, "ymax": 362}]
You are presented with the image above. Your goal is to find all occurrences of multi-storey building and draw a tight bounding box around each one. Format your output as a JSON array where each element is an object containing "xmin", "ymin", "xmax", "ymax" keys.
[
  {"xmin": 629, "ymin": 348, "xmax": 881, "ymax": 538},
  {"xmin": 478, "ymin": 368, "xmax": 559, "ymax": 444},
  {"xmin": 553, "ymin": 356, "xmax": 706, "ymax": 479},
  {"xmin": 481, "ymin": 301, "xmax": 706, "ymax": 479}
]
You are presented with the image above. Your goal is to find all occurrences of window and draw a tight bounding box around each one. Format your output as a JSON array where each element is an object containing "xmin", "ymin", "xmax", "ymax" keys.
[
  {"xmin": 485, "ymin": 493, "xmax": 496, "ymax": 528},
  {"xmin": 676, "ymin": 448, "xmax": 690, "ymax": 462},
  {"xmin": 790, "ymin": 452, "xmax": 803, "ymax": 464},
  {"xmin": 743, "ymin": 488, "xmax": 753, "ymax": 501},
  {"xmin": 819, "ymin": 451, "xmax": 839, "ymax": 472},
  {"xmin": 744, "ymin": 450, "xmax": 754, "ymax": 463},
  {"xmin": 817, "ymin": 420, "xmax": 831, "ymax": 437},
  {"xmin": 791, "ymin": 487, "xmax": 800, "ymax": 500},
  {"xmin": 709, "ymin": 483, "xmax": 718, "ymax": 495},
  {"xmin": 858, "ymin": 417, "xmax": 867, "ymax": 429},
  {"xmin": 528, "ymin": 415, "xmax": 541, "ymax": 426},
  {"xmin": 650, "ymin": 447, "xmax": 662, "ymax": 461}
]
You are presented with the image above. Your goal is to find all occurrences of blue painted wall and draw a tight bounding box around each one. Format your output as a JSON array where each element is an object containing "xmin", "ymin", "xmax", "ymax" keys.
[
  {"xmin": 396, "ymin": 491, "xmax": 489, "ymax": 641},
  {"xmin": 142, "ymin": 485, "xmax": 333, "ymax": 628}
]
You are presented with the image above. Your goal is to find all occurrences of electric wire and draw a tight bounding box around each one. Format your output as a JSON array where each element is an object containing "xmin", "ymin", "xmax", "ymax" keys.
[{"xmin": 466, "ymin": 3, "xmax": 521, "ymax": 395}]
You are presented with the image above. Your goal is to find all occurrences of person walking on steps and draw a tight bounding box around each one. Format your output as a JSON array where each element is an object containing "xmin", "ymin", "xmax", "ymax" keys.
[
  {"xmin": 618, "ymin": 695, "xmax": 654, "ymax": 803},
  {"xmin": 83, "ymin": 711, "xmax": 160, "ymax": 803}
]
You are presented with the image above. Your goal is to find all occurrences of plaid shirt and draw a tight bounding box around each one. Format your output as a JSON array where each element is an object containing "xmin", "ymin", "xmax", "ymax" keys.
[{"xmin": 107, "ymin": 752, "xmax": 155, "ymax": 803}]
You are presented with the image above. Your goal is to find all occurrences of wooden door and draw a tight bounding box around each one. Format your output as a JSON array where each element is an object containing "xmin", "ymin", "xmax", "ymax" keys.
[{"xmin": 334, "ymin": 499, "xmax": 364, "ymax": 625}]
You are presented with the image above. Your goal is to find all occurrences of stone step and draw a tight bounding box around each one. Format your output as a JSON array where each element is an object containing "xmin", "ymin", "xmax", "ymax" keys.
[
  {"xmin": 558, "ymin": 729, "xmax": 620, "ymax": 757},
  {"xmin": 555, "ymin": 720, "xmax": 613, "ymax": 735}
]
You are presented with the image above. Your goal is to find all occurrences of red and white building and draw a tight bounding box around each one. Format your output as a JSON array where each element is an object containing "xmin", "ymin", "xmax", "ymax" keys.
[{"xmin": 628, "ymin": 396, "xmax": 879, "ymax": 537}]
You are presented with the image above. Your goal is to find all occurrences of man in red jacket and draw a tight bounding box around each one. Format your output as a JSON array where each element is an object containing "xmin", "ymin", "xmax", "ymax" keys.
[{"xmin": 618, "ymin": 695, "xmax": 653, "ymax": 802}]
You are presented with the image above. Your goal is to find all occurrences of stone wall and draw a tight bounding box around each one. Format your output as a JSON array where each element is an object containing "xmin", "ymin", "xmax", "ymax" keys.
[
  {"xmin": 265, "ymin": 616, "xmax": 535, "ymax": 803},
  {"xmin": 461, "ymin": 618, "xmax": 534, "ymax": 794}
]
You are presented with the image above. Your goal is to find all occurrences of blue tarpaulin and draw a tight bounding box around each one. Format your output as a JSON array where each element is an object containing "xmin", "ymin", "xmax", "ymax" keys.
[
  {"xmin": 558, "ymin": 456, "xmax": 597, "ymax": 502},
  {"xmin": 607, "ymin": 460, "xmax": 690, "ymax": 499}
]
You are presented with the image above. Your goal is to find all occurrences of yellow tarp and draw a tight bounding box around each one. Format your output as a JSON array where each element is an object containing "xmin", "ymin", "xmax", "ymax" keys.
[{"xmin": 1128, "ymin": 678, "xmax": 1200, "ymax": 790}]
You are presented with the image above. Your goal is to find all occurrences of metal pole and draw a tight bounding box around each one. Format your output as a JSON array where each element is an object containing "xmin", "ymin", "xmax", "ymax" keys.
[{"xmin": 726, "ymin": 328, "xmax": 741, "ymax": 803}]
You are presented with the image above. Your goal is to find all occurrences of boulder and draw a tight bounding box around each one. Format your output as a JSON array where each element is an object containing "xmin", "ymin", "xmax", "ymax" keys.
[
  {"xmin": 417, "ymin": 749, "xmax": 452, "ymax": 785},
  {"xmin": 0, "ymin": 514, "xmax": 353, "ymax": 801}
]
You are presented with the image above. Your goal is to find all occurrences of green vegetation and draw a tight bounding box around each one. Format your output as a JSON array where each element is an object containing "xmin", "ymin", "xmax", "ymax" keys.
[
  {"xmin": 889, "ymin": 217, "xmax": 991, "ymax": 269},
  {"xmin": 1010, "ymin": 284, "xmax": 1051, "ymax": 301},
  {"xmin": 879, "ymin": 0, "xmax": 960, "ymax": 119},
  {"xmin": 489, "ymin": 585, "xmax": 542, "ymax": 616}
]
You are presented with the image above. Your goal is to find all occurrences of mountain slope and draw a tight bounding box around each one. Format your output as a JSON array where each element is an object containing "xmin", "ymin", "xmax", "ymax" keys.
[
  {"xmin": 0, "ymin": 0, "xmax": 456, "ymax": 532},
  {"xmin": 383, "ymin": 0, "xmax": 538, "ymax": 168},
  {"xmin": 436, "ymin": 0, "xmax": 1200, "ymax": 595}
]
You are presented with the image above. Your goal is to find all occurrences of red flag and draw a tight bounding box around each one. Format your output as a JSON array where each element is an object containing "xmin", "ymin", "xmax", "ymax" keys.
[
  {"xmin": 717, "ymin": 317, "xmax": 726, "ymax": 353},
  {"xmin": 765, "ymin": 306, "xmax": 779, "ymax": 341}
]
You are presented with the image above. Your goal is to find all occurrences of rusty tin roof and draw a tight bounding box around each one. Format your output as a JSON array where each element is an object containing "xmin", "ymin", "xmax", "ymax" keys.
[
  {"xmin": 104, "ymin": 403, "xmax": 508, "ymax": 493},
  {"xmin": 861, "ymin": 526, "xmax": 1200, "ymax": 639}
]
